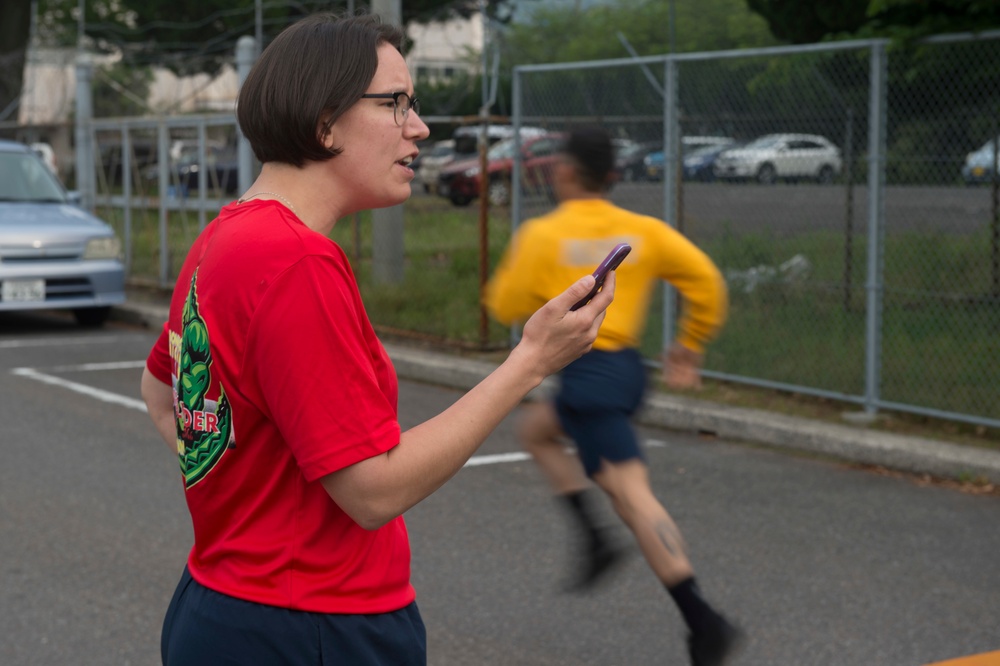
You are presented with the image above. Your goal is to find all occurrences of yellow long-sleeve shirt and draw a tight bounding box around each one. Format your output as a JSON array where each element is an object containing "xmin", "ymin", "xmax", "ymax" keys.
[{"xmin": 484, "ymin": 199, "xmax": 728, "ymax": 353}]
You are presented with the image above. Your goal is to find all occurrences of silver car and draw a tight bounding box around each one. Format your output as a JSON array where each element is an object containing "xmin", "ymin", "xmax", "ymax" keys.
[
  {"xmin": 714, "ymin": 133, "xmax": 842, "ymax": 184},
  {"xmin": 0, "ymin": 139, "xmax": 125, "ymax": 326}
]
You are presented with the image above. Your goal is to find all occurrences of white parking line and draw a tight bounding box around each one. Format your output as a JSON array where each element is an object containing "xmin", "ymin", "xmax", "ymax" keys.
[
  {"xmin": 0, "ymin": 336, "xmax": 129, "ymax": 349},
  {"xmin": 12, "ymin": 367, "xmax": 148, "ymax": 412},
  {"xmin": 51, "ymin": 360, "xmax": 147, "ymax": 372},
  {"xmin": 13, "ymin": 363, "xmax": 662, "ymax": 469},
  {"xmin": 464, "ymin": 451, "xmax": 532, "ymax": 466}
]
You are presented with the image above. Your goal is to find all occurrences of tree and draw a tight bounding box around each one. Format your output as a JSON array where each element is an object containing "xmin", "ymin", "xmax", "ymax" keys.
[
  {"xmin": 1, "ymin": 0, "xmax": 508, "ymax": 122},
  {"xmin": 0, "ymin": 1, "xmax": 32, "ymax": 121},
  {"xmin": 501, "ymin": 0, "xmax": 778, "ymax": 67},
  {"xmin": 746, "ymin": 0, "xmax": 1000, "ymax": 44}
]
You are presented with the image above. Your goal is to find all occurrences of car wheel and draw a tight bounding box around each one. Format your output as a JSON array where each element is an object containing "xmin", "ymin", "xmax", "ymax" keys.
[
  {"xmin": 488, "ymin": 178, "xmax": 511, "ymax": 207},
  {"xmin": 817, "ymin": 165, "xmax": 835, "ymax": 184},
  {"xmin": 450, "ymin": 194, "xmax": 472, "ymax": 207},
  {"xmin": 756, "ymin": 163, "xmax": 777, "ymax": 185},
  {"xmin": 73, "ymin": 307, "xmax": 111, "ymax": 328}
]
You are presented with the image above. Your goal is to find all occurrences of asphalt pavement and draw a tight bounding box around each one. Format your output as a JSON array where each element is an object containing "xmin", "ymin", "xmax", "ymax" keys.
[{"xmin": 110, "ymin": 296, "xmax": 1000, "ymax": 487}]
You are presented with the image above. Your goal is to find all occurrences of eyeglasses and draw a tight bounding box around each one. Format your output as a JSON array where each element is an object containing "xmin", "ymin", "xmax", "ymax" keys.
[{"xmin": 360, "ymin": 91, "xmax": 420, "ymax": 126}]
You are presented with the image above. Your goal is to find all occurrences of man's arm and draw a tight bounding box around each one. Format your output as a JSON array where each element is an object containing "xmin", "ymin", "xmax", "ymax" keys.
[
  {"xmin": 657, "ymin": 228, "xmax": 729, "ymax": 389},
  {"xmin": 482, "ymin": 226, "xmax": 547, "ymax": 325}
]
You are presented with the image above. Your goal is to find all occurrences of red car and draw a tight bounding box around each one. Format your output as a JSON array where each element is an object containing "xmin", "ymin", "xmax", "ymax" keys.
[{"xmin": 436, "ymin": 133, "xmax": 565, "ymax": 207}]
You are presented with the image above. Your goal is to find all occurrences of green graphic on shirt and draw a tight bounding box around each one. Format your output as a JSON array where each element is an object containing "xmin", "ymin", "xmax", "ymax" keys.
[{"xmin": 176, "ymin": 269, "xmax": 233, "ymax": 488}]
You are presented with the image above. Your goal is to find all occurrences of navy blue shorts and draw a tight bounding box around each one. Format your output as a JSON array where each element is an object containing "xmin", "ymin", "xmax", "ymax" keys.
[
  {"xmin": 161, "ymin": 567, "xmax": 426, "ymax": 665},
  {"xmin": 554, "ymin": 348, "xmax": 648, "ymax": 477}
]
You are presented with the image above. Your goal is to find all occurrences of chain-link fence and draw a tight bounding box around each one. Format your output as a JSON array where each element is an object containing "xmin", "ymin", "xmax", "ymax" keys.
[
  {"xmin": 513, "ymin": 33, "xmax": 1000, "ymax": 429},
  {"xmin": 64, "ymin": 28, "xmax": 1000, "ymax": 428}
]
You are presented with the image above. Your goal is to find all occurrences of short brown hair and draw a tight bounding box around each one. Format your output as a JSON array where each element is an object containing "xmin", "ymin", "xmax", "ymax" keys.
[
  {"xmin": 236, "ymin": 13, "xmax": 405, "ymax": 166},
  {"xmin": 562, "ymin": 126, "xmax": 616, "ymax": 192}
]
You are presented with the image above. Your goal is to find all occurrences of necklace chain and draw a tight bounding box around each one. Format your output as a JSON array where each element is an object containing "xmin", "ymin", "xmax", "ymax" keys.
[{"xmin": 237, "ymin": 191, "xmax": 296, "ymax": 213}]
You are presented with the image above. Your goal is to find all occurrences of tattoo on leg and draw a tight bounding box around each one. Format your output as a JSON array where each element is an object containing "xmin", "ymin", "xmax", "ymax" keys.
[{"xmin": 655, "ymin": 520, "xmax": 683, "ymax": 558}]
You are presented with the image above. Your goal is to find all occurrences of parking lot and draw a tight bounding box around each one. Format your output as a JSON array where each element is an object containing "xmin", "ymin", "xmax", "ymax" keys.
[{"xmin": 1, "ymin": 311, "xmax": 998, "ymax": 665}]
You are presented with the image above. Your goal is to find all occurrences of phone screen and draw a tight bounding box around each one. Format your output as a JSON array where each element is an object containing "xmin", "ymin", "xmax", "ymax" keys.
[{"xmin": 569, "ymin": 242, "xmax": 632, "ymax": 311}]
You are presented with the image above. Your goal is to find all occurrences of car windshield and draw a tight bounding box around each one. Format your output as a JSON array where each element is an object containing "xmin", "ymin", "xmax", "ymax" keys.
[
  {"xmin": 741, "ymin": 136, "xmax": 784, "ymax": 151},
  {"xmin": 488, "ymin": 139, "xmax": 519, "ymax": 160},
  {"xmin": 689, "ymin": 142, "xmax": 736, "ymax": 159},
  {"xmin": 618, "ymin": 143, "xmax": 647, "ymax": 159},
  {"xmin": 0, "ymin": 151, "xmax": 66, "ymax": 202},
  {"xmin": 687, "ymin": 146, "xmax": 728, "ymax": 158},
  {"xmin": 975, "ymin": 139, "xmax": 1000, "ymax": 156}
]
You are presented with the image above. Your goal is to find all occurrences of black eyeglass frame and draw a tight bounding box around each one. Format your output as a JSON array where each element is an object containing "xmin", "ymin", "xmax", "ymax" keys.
[{"xmin": 360, "ymin": 91, "xmax": 420, "ymax": 126}]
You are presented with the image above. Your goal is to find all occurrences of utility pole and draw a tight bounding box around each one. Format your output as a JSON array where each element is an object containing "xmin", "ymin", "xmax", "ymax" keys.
[
  {"xmin": 78, "ymin": 0, "xmax": 85, "ymax": 48},
  {"xmin": 477, "ymin": 0, "xmax": 490, "ymax": 347},
  {"xmin": 370, "ymin": 0, "xmax": 405, "ymax": 284},
  {"xmin": 255, "ymin": 0, "xmax": 262, "ymax": 56}
]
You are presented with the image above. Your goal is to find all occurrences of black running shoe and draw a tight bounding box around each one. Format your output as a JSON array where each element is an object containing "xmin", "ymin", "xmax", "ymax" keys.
[{"xmin": 687, "ymin": 616, "xmax": 745, "ymax": 666}]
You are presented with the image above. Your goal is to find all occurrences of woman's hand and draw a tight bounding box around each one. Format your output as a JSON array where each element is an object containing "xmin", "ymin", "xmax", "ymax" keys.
[{"xmin": 516, "ymin": 271, "xmax": 615, "ymax": 378}]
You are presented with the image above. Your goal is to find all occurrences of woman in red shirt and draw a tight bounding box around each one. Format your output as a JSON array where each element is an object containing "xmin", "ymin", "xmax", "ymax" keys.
[{"xmin": 140, "ymin": 12, "xmax": 614, "ymax": 666}]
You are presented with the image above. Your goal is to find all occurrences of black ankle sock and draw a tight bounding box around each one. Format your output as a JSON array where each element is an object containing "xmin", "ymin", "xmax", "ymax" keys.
[
  {"xmin": 667, "ymin": 577, "xmax": 723, "ymax": 635},
  {"xmin": 561, "ymin": 490, "xmax": 604, "ymax": 548}
]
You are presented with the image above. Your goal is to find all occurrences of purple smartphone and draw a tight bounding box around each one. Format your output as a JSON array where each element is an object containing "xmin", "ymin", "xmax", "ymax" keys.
[{"xmin": 569, "ymin": 242, "xmax": 632, "ymax": 311}]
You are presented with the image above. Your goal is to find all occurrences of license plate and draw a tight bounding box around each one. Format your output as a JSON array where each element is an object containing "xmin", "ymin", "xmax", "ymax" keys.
[
  {"xmin": 973, "ymin": 166, "xmax": 985, "ymax": 177},
  {"xmin": 2, "ymin": 279, "xmax": 45, "ymax": 302}
]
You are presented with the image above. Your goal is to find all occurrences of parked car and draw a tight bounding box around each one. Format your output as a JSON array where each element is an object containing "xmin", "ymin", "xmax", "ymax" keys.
[
  {"xmin": 145, "ymin": 143, "xmax": 240, "ymax": 196},
  {"xmin": 713, "ymin": 133, "xmax": 842, "ymax": 184},
  {"xmin": 0, "ymin": 139, "xmax": 125, "ymax": 326},
  {"xmin": 97, "ymin": 139, "xmax": 158, "ymax": 188},
  {"xmin": 174, "ymin": 146, "xmax": 240, "ymax": 195},
  {"xmin": 450, "ymin": 124, "xmax": 547, "ymax": 162},
  {"xmin": 437, "ymin": 133, "xmax": 564, "ymax": 207},
  {"xmin": 643, "ymin": 136, "xmax": 735, "ymax": 181},
  {"xmin": 415, "ymin": 139, "xmax": 456, "ymax": 194},
  {"xmin": 682, "ymin": 141, "xmax": 743, "ymax": 181},
  {"xmin": 615, "ymin": 140, "xmax": 660, "ymax": 182},
  {"xmin": 961, "ymin": 136, "xmax": 1000, "ymax": 184},
  {"xmin": 30, "ymin": 142, "xmax": 59, "ymax": 177}
]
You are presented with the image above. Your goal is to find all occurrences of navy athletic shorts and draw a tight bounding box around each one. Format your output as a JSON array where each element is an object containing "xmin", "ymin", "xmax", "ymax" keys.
[
  {"xmin": 161, "ymin": 567, "xmax": 427, "ymax": 665},
  {"xmin": 554, "ymin": 348, "xmax": 648, "ymax": 477}
]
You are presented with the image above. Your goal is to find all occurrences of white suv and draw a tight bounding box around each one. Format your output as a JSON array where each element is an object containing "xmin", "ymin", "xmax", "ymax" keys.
[{"xmin": 713, "ymin": 133, "xmax": 842, "ymax": 184}]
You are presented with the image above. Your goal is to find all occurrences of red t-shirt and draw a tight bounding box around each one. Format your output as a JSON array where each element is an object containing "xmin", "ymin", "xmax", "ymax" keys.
[{"xmin": 145, "ymin": 200, "xmax": 413, "ymax": 614}]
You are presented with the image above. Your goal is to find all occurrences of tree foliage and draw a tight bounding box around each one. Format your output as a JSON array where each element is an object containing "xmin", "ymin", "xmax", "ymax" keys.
[
  {"xmin": 1, "ymin": 0, "xmax": 512, "ymax": 117},
  {"xmin": 0, "ymin": 0, "xmax": 33, "ymax": 121},
  {"xmin": 31, "ymin": 0, "xmax": 494, "ymax": 75},
  {"xmin": 746, "ymin": 0, "xmax": 1000, "ymax": 44},
  {"xmin": 501, "ymin": 0, "xmax": 778, "ymax": 68}
]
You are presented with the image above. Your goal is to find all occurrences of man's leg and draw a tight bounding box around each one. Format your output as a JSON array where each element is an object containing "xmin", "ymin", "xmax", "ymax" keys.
[
  {"xmin": 592, "ymin": 458, "xmax": 743, "ymax": 665},
  {"xmin": 590, "ymin": 458, "xmax": 692, "ymax": 584},
  {"xmin": 517, "ymin": 401, "xmax": 623, "ymax": 589},
  {"xmin": 517, "ymin": 400, "xmax": 587, "ymax": 494}
]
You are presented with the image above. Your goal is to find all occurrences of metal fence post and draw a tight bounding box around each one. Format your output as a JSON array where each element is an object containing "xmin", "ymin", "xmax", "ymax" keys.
[
  {"xmin": 157, "ymin": 121, "xmax": 170, "ymax": 287},
  {"xmin": 371, "ymin": 0, "xmax": 405, "ymax": 284},
  {"xmin": 661, "ymin": 56, "xmax": 679, "ymax": 352},
  {"xmin": 74, "ymin": 52, "xmax": 94, "ymax": 210},
  {"xmin": 121, "ymin": 126, "xmax": 132, "ymax": 275},
  {"xmin": 236, "ymin": 35, "xmax": 257, "ymax": 197},
  {"xmin": 864, "ymin": 42, "xmax": 888, "ymax": 415}
]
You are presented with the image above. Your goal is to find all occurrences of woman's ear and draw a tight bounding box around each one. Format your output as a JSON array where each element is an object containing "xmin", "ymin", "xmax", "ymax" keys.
[{"xmin": 318, "ymin": 115, "xmax": 338, "ymax": 151}]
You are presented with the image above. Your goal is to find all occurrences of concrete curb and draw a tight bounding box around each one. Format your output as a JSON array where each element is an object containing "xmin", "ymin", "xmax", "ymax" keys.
[{"xmin": 114, "ymin": 303, "xmax": 1000, "ymax": 484}]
